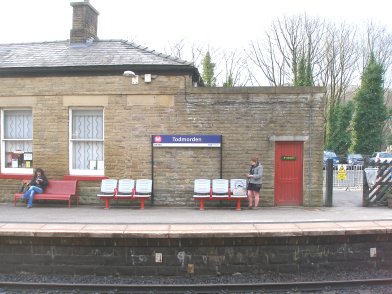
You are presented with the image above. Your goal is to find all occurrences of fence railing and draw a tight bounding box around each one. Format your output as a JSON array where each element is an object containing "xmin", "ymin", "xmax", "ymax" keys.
[{"xmin": 323, "ymin": 165, "xmax": 363, "ymax": 190}]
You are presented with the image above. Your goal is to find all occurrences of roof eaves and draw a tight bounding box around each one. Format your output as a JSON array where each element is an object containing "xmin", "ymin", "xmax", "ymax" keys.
[{"xmin": 0, "ymin": 64, "xmax": 197, "ymax": 76}]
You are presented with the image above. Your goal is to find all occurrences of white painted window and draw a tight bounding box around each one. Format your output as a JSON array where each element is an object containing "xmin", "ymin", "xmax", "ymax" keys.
[
  {"xmin": 1, "ymin": 109, "xmax": 33, "ymax": 174},
  {"xmin": 69, "ymin": 108, "xmax": 104, "ymax": 175}
]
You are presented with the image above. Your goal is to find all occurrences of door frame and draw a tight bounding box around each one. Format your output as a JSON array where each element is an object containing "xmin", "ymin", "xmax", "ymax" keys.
[{"xmin": 274, "ymin": 140, "xmax": 304, "ymax": 206}]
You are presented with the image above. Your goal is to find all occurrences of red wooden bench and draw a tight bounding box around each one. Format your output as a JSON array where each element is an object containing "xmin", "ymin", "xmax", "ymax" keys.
[{"xmin": 14, "ymin": 180, "xmax": 78, "ymax": 208}]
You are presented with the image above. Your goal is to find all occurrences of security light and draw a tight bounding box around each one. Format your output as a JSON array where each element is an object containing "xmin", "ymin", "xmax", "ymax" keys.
[{"xmin": 123, "ymin": 70, "xmax": 136, "ymax": 77}]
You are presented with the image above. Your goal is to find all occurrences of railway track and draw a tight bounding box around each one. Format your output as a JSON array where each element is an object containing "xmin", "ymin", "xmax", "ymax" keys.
[{"xmin": 1, "ymin": 278, "xmax": 392, "ymax": 293}]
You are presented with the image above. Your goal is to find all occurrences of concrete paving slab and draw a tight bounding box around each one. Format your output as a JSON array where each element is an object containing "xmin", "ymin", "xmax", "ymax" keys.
[
  {"xmin": 0, "ymin": 189, "xmax": 391, "ymax": 238},
  {"xmin": 336, "ymin": 221, "xmax": 387, "ymax": 235},
  {"xmin": 169, "ymin": 224, "xmax": 258, "ymax": 238},
  {"xmin": 82, "ymin": 224, "xmax": 127, "ymax": 231},
  {"xmin": 295, "ymin": 222, "xmax": 347, "ymax": 236},
  {"xmin": 374, "ymin": 221, "xmax": 392, "ymax": 233},
  {"xmin": 0, "ymin": 223, "xmax": 46, "ymax": 229},
  {"xmin": 123, "ymin": 224, "xmax": 171, "ymax": 238},
  {"xmin": 253, "ymin": 223, "xmax": 303, "ymax": 237},
  {"xmin": 41, "ymin": 224, "xmax": 86, "ymax": 231},
  {"xmin": 125, "ymin": 224, "xmax": 170, "ymax": 231}
]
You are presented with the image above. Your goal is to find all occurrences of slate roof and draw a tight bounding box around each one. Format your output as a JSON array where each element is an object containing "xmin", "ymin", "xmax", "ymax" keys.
[{"xmin": 0, "ymin": 39, "xmax": 198, "ymax": 77}]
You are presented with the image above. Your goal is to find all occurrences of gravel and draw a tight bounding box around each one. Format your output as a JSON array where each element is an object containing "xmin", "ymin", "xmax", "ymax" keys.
[{"xmin": 1, "ymin": 268, "xmax": 392, "ymax": 293}]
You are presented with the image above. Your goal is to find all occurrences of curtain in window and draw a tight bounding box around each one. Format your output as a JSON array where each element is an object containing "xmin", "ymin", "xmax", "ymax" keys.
[
  {"xmin": 72, "ymin": 109, "xmax": 103, "ymax": 170},
  {"xmin": 4, "ymin": 110, "xmax": 32, "ymax": 153}
]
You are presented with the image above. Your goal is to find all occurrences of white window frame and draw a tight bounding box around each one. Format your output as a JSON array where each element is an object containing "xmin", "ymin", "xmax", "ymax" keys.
[
  {"xmin": 1, "ymin": 109, "xmax": 33, "ymax": 174},
  {"xmin": 69, "ymin": 108, "xmax": 104, "ymax": 176}
]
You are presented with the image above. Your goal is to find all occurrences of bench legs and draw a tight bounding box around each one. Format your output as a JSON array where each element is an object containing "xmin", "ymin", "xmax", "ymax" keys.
[
  {"xmin": 199, "ymin": 199, "xmax": 205, "ymax": 211},
  {"xmin": 196, "ymin": 198, "xmax": 243, "ymax": 211},
  {"xmin": 104, "ymin": 198, "xmax": 110, "ymax": 209},
  {"xmin": 235, "ymin": 199, "xmax": 241, "ymax": 211}
]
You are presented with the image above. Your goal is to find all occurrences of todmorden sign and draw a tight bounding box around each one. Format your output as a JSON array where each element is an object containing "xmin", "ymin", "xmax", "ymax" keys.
[{"xmin": 152, "ymin": 135, "xmax": 221, "ymax": 147}]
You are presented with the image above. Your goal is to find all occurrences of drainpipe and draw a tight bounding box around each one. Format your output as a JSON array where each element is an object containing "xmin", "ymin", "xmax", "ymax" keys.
[{"xmin": 308, "ymin": 94, "xmax": 313, "ymax": 206}]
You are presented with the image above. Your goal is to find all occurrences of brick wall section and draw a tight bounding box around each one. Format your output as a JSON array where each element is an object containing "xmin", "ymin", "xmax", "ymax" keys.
[
  {"xmin": 0, "ymin": 75, "xmax": 324, "ymax": 206},
  {"xmin": 0, "ymin": 234, "xmax": 389, "ymax": 276}
]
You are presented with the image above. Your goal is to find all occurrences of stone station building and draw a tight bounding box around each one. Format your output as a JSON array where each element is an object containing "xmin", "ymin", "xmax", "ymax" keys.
[{"xmin": 0, "ymin": 1, "xmax": 325, "ymax": 207}]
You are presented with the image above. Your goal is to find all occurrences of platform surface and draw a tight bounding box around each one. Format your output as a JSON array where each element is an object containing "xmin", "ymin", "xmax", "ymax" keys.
[{"xmin": 1, "ymin": 189, "xmax": 391, "ymax": 237}]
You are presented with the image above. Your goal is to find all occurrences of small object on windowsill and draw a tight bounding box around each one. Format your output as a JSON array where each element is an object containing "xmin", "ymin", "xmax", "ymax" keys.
[
  {"xmin": 89, "ymin": 160, "xmax": 97, "ymax": 170},
  {"xmin": 11, "ymin": 159, "xmax": 19, "ymax": 168}
]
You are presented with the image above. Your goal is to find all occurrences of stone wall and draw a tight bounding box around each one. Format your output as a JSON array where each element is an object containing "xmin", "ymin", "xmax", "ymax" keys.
[
  {"xmin": 0, "ymin": 75, "xmax": 325, "ymax": 207},
  {"xmin": 0, "ymin": 234, "xmax": 389, "ymax": 276}
]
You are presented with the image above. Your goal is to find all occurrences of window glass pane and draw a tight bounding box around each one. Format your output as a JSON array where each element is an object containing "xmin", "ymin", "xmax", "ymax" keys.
[
  {"xmin": 5, "ymin": 141, "xmax": 32, "ymax": 153},
  {"xmin": 5, "ymin": 142, "xmax": 33, "ymax": 168},
  {"xmin": 2, "ymin": 110, "xmax": 33, "ymax": 170},
  {"xmin": 4, "ymin": 110, "xmax": 32, "ymax": 139},
  {"xmin": 72, "ymin": 141, "xmax": 103, "ymax": 169},
  {"xmin": 72, "ymin": 109, "xmax": 103, "ymax": 140},
  {"xmin": 71, "ymin": 109, "xmax": 104, "ymax": 173}
]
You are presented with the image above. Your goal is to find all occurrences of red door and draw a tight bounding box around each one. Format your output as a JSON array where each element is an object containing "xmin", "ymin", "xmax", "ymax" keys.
[{"xmin": 274, "ymin": 141, "xmax": 303, "ymax": 206}]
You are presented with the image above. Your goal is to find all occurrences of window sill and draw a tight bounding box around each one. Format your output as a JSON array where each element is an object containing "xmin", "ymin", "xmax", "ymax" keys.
[
  {"xmin": 63, "ymin": 175, "xmax": 108, "ymax": 181},
  {"xmin": 0, "ymin": 174, "xmax": 33, "ymax": 180}
]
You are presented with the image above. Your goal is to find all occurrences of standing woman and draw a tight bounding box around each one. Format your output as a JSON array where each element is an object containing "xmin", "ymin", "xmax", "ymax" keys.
[
  {"xmin": 246, "ymin": 157, "xmax": 263, "ymax": 209},
  {"xmin": 23, "ymin": 168, "xmax": 48, "ymax": 208}
]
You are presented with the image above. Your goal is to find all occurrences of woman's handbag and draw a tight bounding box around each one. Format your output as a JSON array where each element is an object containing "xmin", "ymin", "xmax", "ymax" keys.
[{"xmin": 19, "ymin": 182, "xmax": 29, "ymax": 193}]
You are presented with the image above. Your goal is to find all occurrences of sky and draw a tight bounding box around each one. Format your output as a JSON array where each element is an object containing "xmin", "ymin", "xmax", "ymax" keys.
[{"xmin": 1, "ymin": 0, "xmax": 392, "ymax": 54}]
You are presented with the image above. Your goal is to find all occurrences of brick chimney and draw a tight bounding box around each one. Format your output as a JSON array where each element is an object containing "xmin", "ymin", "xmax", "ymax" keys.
[{"xmin": 70, "ymin": 0, "xmax": 99, "ymax": 44}]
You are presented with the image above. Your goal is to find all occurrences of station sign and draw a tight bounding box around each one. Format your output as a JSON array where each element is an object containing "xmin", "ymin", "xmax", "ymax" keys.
[{"xmin": 152, "ymin": 135, "xmax": 221, "ymax": 147}]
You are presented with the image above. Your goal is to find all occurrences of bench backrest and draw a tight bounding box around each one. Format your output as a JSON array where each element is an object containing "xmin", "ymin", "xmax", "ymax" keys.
[
  {"xmin": 135, "ymin": 179, "xmax": 152, "ymax": 194},
  {"xmin": 194, "ymin": 179, "xmax": 211, "ymax": 194},
  {"xmin": 100, "ymin": 179, "xmax": 118, "ymax": 194},
  {"xmin": 118, "ymin": 179, "xmax": 135, "ymax": 194},
  {"xmin": 212, "ymin": 179, "xmax": 229, "ymax": 194},
  {"xmin": 44, "ymin": 180, "xmax": 77, "ymax": 195},
  {"xmin": 230, "ymin": 179, "xmax": 247, "ymax": 196}
]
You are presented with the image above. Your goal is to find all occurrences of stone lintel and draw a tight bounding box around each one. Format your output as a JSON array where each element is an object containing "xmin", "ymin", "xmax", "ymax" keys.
[
  {"xmin": 269, "ymin": 135, "xmax": 309, "ymax": 141},
  {"xmin": 0, "ymin": 96, "xmax": 37, "ymax": 106},
  {"xmin": 63, "ymin": 96, "xmax": 108, "ymax": 106}
]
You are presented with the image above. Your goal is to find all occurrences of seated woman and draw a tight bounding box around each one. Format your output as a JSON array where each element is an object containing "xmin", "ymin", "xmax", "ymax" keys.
[{"xmin": 23, "ymin": 168, "xmax": 48, "ymax": 208}]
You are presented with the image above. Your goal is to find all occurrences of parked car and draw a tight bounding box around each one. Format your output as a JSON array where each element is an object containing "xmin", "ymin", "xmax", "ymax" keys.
[
  {"xmin": 323, "ymin": 151, "xmax": 339, "ymax": 169},
  {"xmin": 346, "ymin": 154, "xmax": 364, "ymax": 169},
  {"xmin": 369, "ymin": 152, "xmax": 392, "ymax": 163}
]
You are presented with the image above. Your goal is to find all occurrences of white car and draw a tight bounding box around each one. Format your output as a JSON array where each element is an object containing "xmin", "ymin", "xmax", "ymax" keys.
[{"xmin": 369, "ymin": 152, "xmax": 392, "ymax": 163}]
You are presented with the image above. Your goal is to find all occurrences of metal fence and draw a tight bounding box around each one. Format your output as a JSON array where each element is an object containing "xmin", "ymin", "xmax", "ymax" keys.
[{"xmin": 323, "ymin": 165, "xmax": 363, "ymax": 190}]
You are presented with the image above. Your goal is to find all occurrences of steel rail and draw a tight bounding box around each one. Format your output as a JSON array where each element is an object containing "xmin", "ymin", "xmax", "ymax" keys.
[{"xmin": 1, "ymin": 278, "xmax": 392, "ymax": 292}]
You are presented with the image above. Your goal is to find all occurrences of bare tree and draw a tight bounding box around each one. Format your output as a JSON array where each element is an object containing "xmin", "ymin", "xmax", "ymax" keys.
[
  {"xmin": 221, "ymin": 50, "xmax": 250, "ymax": 87},
  {"xmin": 320, "ymin": 23, "xmax": 358, "ymax": 104},
  {"xmin": 358, "ymin": 21, "xmax": 392, "ymax": 88},
  {"xmin": 164, "ymin": 38, "xmax": 206, "ymax": 70},
  {"xmin": 165, "ymin": 39, "xmax": 253, "ymax": 87},
  {"xmin": 164, "ymin": 38, "xmax": 186, "ymax": 60},
  {"xmin": 247, "ymin": 14, "xmax": 326, "ymax": 86},
  {"xmin": 317, "ymin": 23, "xmax": 358, "ymax": 148},
  {"xmin": 247, "ymin": 34, "xmax": 287, "ymax": 86}
]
